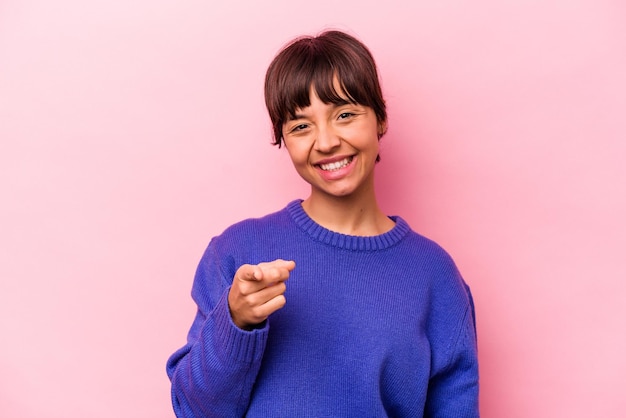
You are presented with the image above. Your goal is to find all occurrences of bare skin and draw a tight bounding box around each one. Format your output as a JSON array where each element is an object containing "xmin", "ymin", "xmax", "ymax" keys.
[
  {"xmin": 228, "ymin": 86, "xmax": 392, "ymax": 330},
  {"xmin": 228, "ymin": 259, "xmax": 296, "ymax": 330},
  {"xmin": 283, "ymin": 88, "xmax": 394, "ymax": 237}
]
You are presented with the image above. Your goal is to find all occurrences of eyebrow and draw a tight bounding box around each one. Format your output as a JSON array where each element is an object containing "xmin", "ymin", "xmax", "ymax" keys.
[
  {"xmin": 286, "ymin": 113, "xmax": 306, "ymax": 122},
  {"xmin": 286, "ymin": 100, "xmax": 357, "ymax": 122}
]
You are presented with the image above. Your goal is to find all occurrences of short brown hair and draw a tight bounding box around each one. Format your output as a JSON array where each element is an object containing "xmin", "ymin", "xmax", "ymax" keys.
[{"xmin": 264, "ymin": 30, "xmax": 387, "ymax": 148}]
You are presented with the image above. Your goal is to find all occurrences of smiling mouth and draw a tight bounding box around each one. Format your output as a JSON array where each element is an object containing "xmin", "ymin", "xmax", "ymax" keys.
[{"xmin": 317, "ymin": 156, "xmax": 353, "ymax": 172}]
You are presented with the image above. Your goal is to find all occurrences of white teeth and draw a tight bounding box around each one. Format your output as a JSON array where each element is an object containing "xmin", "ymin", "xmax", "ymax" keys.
[{"xmin": 319, "ymin": 157, "xmax": 352, "ymax": 171}]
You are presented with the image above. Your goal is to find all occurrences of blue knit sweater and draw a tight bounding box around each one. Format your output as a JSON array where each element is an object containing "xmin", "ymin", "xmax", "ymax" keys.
[{"xmin": 167, "ymin": 200, "xmax": 479, "ymax": 417}]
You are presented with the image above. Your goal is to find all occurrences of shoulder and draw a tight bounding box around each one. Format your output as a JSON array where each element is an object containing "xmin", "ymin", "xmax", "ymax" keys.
[
  {"xmin": 205, "ymin": 201, "xmax": 296, "ymax": 257},
  {"xmin": 218, "ymin": 201, "xmax": 294, "ymax": 240},
  {"xmin": 394, "ymin": 218, "xmax": 459, "ymax": 275},
  {"xmin": 194, "ymin": 201, "xmax": 296, "ymax": 279},
  {"xmin": 396, "ymin": 223, "xmax": 477, "ymax": 355},
  {"xmin": 393, "ymin": 219, "xmax": 472, "ymax": 304}
]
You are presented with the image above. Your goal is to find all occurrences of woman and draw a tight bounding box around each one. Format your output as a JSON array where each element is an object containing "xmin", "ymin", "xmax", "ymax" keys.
[{"xmin": 166, "ymin": 30, "xmax": 479, "ymax": 417}]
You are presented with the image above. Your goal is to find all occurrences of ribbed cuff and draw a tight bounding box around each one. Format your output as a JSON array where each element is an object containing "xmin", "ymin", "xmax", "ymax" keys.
[{"xmin": 212, "ymin": 289, "xmax": 269, "ymax": 364}]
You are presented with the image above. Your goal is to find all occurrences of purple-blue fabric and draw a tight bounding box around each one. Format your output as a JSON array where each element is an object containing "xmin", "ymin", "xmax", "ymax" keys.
[{"xmin": 166, "ymin": 200, "xmax": 479, "ymax": 417}]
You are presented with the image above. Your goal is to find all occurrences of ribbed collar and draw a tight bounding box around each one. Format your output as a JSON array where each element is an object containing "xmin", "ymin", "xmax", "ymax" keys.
[{"xmin": 286, "ymin": 200, "xmax": 410, "ymax": 251}]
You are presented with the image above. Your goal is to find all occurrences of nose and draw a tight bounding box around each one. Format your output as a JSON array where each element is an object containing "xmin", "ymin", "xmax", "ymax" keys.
[{"xmin": 314, "ymin": 125, "xmax": 341, "ymax": 153}]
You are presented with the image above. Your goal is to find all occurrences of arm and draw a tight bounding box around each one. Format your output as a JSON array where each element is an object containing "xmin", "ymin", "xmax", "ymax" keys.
[
  {"xmin": 167, "ymin": 293, "xmax": 269, "ymax": 418},
  {"xmin": 166, "ymin": 241, "xmax": 268, "ymax": 418},
  {"xmin": 166, "ymin": 241, "xmax": 295, "ymax": 417},
  {"xmin": 425, "ymin": 290, "xmax": 480, "ymax": 418}
]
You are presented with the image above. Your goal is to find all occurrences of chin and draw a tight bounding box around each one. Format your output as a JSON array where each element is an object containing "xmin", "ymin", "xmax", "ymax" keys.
[{"xmin": 323, "ymin": 187, "xmax": 358, "ymax": 198}]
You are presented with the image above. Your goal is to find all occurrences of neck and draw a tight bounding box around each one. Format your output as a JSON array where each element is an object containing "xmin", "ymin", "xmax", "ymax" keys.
[{"xmin": 302, "ymin": 188, "xmax": 394, "ymax": 236}]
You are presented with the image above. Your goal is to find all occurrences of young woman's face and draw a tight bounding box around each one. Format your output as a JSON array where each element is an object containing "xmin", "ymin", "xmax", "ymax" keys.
[{"xmin": 282, "ymin": 87, "xmax": 386, "ymax": 200}]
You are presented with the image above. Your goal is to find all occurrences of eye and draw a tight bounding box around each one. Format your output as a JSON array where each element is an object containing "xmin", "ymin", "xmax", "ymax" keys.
[
  {"xmin": 284, "ymin": 122, "xmax": 310, "ymax": 136},
  {"xmin": 338, "ymin": 112, "xmax": 354, "ymax": 120}
]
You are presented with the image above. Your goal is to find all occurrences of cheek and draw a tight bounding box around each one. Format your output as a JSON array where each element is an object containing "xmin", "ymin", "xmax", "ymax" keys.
[
  {"xmin": 285, "ymin": 144, "xmax": 308, "ymax": 166},
  {"xmin": 355, "ymin": 129, "xmax": 381, "ymax": 153}
]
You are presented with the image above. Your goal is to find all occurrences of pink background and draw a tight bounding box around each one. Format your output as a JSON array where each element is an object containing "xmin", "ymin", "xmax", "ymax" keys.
[{"xmin": 1, "ymin": 0, "xmax": 625, "ymax": 416}]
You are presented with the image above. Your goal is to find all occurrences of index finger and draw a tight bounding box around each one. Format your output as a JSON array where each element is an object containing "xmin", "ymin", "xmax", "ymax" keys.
[
  {"xmin": 258, "ymin": 259, "xmax": 296, "ymax": 271},
  {"xmin": 237, "ymin": 264, "xmax": 263, "ymax": 282}
]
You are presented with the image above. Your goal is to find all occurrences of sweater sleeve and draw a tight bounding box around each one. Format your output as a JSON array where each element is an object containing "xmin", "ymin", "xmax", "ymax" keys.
[
  {"xmin": 425, "ymin": 287, "xmax": 480, "ymax": 417},
  {"xmin": 166, "ymin": 240, "xmax": 269, "ymax": 418}
]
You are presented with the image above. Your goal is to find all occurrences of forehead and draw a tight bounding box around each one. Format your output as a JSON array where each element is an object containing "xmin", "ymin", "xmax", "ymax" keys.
[{"xmin": 286, "ymin": 73, "xmax": 358, "ymax": 116}]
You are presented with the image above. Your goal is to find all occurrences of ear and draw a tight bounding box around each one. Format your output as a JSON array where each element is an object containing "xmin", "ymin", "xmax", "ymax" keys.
[{"xmin": 377, "ymin": 120, "xmax": 388, "ymax": 139}]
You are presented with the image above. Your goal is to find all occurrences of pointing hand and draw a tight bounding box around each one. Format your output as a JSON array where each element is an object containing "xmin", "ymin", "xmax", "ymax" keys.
[{"xmin": 228, "ymin": 259, "xmax": 296, "ymax": 330}]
